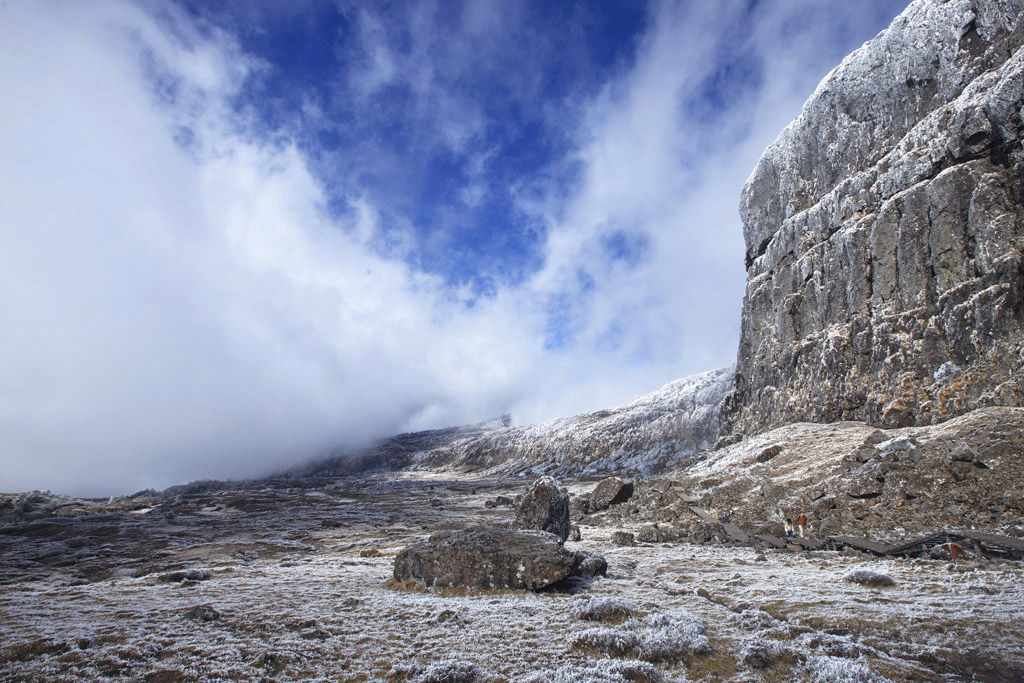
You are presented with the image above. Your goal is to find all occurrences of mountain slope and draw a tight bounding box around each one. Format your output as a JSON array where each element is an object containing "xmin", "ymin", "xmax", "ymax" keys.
[{"xmin": 301, "ymin": 366, "xmax": 734, "ymax": 479}]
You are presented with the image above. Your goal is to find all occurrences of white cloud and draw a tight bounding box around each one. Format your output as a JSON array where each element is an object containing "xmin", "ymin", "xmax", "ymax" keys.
[
  {"xmin": 0, "ymin": 1, "xmax": 539, "ymax": 495},
  {"xmin": 0, "ymin": 0, "xmax": 908, "ymax": 495}
]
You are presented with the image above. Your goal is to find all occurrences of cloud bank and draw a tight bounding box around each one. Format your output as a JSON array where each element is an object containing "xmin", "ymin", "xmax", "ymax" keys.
[{"xmin": 0, "ymin": 0, "xmax": 909, "ymax": 495}]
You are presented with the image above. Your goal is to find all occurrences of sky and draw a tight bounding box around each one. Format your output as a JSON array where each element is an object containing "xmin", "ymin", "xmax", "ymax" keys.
[{"xmin": 0, "ymin": 0, "xmax": 911, "ymax": 496}]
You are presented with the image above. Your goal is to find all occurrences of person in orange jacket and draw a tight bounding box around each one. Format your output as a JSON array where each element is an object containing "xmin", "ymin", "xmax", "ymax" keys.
[{"xmin": 795, "ymin": 512, "xmax": 807, "ymax": 538}]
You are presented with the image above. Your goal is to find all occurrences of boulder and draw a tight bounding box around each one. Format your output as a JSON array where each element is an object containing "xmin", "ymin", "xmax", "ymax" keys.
[
  {"xmin": 512, "ymin": 476, "xmax": 571, "ymax": 542},
  {"xmin": 393, "ymin": 526, "xmax": 577, "ymax": 590},
  {"xmin": 637, "ymin": 524, "xmax": 663, "ymax": 543},
  {"xmin": 590, "ymin": 477, "xmax": 634, "ymax": 511}
]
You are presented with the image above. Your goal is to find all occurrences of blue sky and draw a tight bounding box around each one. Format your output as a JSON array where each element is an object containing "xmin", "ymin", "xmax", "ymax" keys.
[{"xmin": 0, "ymin": 0, "xmax": 910, "ymax": 494}]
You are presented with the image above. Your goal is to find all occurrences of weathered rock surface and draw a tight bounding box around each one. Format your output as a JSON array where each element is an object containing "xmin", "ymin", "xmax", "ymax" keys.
[
  {"xmin": 590, "ymin": 477, "xmax": 635, "ymax": 511},
  {"xmin": 392, "ymin": 526, "xmax": 578, "ymax": 590},
  {"xmin": 511, "ymin": 477, "xmax": 570, "ymax": 542},
  {"xmin": 725, "ymin": 0, "xmax": 1024, "ymax": 435},
  {"xmin": 674, "ymin": 406, "xmax": 1024, "ymax": 540}
]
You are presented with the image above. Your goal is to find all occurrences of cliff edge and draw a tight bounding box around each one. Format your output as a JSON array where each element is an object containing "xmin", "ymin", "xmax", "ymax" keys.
[{"xmin": 725, "ymin": 0, "xmax": 1024, "ymax": 435}]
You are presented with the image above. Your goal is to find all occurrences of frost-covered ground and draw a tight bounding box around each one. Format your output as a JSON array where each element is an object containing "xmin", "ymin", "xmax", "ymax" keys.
[{"xmin": 2, "ymin": 473, "xmax": 1023, "ymax": 682}]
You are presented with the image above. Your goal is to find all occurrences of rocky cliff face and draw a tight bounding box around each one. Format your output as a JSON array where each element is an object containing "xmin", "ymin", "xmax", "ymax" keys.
[{"xmin": 725, "ymin": 0, "xmax": 1024, "ymax": 435}]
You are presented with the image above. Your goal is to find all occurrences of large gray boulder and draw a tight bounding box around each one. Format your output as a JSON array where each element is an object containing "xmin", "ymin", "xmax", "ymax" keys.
[
  {"xmin": 393, "ymin": 526, "xmax": 577, "ymax": 590},
  {"xmin": 512, "ymin": 476, "xmax": 571, "ymax": 541},
  {"xmin": 590, "ymin": 477, "xmax": 634, "ymax": 511},
  {"xmin": 724, "ymin": 0, "xmax": 1024, "ymax": 435}
]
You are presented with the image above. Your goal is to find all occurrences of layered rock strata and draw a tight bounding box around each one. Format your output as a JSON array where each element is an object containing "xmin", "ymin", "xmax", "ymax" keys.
[{"xmin": 725, "ymin": 0, "xmax": 1024, "ymax": 434}]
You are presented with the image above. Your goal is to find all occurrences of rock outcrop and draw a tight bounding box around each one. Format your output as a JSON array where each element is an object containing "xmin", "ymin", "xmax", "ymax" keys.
[
  {"xmin": 675, "ymin": 406, "xmax": 1024, "ymax": 539},
  {"xmin": 725, "ymin": 0, "xmax": 1024, "ymax": 435},
  {"xmin": 511, "ymin": 477, "xmax": 571, "ymax": 542}
]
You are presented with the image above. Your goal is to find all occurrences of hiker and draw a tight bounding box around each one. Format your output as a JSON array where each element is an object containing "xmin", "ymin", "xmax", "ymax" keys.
[
  {"xmin": 784, "ymin": 518, "xmax": 794, "ymax": 538},
  {"xmin": 795, "ymin": 512, "xmax": 807, "ymax": 539}
]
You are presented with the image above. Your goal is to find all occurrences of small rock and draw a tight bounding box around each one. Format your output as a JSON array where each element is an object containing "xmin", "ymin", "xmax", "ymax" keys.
[
  {"xmin": 864, "ymin": 429, "xmax": 888, "ymax": 446},
  {"xmin": 637, "ymin": 524, "xmax": 663, "ymax": 543},
  {"xmin": 569, "ymin": 495, "xmax": 591, "ymax": 517},
  {"xmin": 571, "ymin": 551, "xmax": 608, "ymax": 579},
  {"xmin": 951, "ymin": 442, "xmax": 976, "ymax": 462},
  {"xmin": 610, "ymin": 531, "xmax": 635, "ymax": 546},
  {"xmin": 183, "ymin": 605, "xmax": 220, "ymax": 622},
  {"xmin": 845, "ymin": 569, "xmax": 896, "ymax": 587},
  {"xmin": 950, "ymin": 460, "xmax": 975, "ymax": 481},
  {"xmin": 590, "ymin": 477, "xmax": 634, "ymax": 511},
  {"xmin": 756, "ymin": 445, "xmax": 784, "ymax": 463},
  {"xmin": 160, "ymin": 568, "xmax": 211, "ymax": 583},
  {"xmin": 569, "ymin": 524, "xmax": 582, "ymax": 542},
  {"xmin": 877, "ymin": 436, "xmax": 915, "ymax": 456}
]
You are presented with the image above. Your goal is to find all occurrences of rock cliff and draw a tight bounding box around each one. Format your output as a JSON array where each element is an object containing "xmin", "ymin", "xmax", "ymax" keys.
[{"xmin": 724, "ymin": 0, "xmax": 1024, "ymax": 435}]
